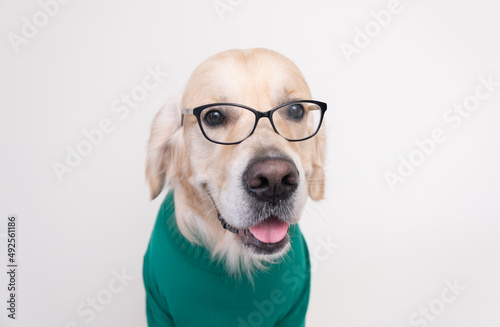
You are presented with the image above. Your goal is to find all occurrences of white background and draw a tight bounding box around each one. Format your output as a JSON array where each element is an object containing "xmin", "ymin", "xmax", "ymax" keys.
[{"xmin": 1, "ymin": 0, "xmax": 499, "ymax": 326}]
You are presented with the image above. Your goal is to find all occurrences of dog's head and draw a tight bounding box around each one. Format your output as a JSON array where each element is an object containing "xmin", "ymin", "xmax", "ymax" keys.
[{"xmin": 146, "ymin": 48, "xmax": 326, "ymax": 267}]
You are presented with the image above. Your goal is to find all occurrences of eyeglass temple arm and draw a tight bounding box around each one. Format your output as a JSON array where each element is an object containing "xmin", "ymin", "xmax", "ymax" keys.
[
  {"xmin": 307, "ymin": 105, "xmax": 321, "ymax": 111},
  {"xmin": 181, "ymin": 109, "xmax": 194, "ymax": 126}
]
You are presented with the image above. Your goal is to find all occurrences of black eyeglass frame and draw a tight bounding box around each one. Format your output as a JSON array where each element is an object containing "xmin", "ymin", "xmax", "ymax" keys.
[{"xmin": 181, "ymin": 100, "xmax": 327, "ymax": 145}]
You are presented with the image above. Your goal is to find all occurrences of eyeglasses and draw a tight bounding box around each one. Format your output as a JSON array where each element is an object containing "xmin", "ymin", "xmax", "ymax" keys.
[{"xmin": 181, "ymin": 100, "xmax": 327, "ymax": 145}]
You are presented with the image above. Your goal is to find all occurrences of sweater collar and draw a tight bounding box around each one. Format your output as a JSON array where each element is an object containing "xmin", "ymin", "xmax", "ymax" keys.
[{"xmin": 161, "ymin": 192, "xmax": 224, "ymax": 272}]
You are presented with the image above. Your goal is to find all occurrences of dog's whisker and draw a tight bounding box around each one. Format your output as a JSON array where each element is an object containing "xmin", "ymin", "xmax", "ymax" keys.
[
  {"xmin": 206, "ymin": 200, "xmax": 222, "ymax": 217},
  {"xmin": 191, "ymin": 191, "xmax": 214, "ymax": 203}
]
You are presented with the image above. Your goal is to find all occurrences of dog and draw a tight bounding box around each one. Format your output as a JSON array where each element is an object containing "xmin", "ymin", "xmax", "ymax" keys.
[{"xmin": 143, "ymin": 48, "xmax": 326, "ymax": 327}]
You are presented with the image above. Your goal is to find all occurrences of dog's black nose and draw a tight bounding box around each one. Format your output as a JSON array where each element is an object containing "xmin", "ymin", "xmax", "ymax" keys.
[{"xmin": 243, "ymin": 158, "xmax": 299, "ymax": 203}]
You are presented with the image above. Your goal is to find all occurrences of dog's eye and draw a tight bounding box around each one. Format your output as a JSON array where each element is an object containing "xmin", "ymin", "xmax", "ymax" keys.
[
  {"xmin": 204, "ymin": 110, "xmax": 224, "ymax": 126},
  {"xmin": 286, "ymin": 104, "xmax": 305, "ymax": 120}
]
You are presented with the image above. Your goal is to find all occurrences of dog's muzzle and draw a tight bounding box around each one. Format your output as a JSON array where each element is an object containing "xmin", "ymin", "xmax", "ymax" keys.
[{"xmin": 214, "ymin": 157, "xmax": 299, "ymax": 255}]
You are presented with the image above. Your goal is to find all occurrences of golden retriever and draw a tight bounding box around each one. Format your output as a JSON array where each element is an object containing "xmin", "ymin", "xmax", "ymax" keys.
[{"xmin": 145, "ymin": 48, "xmax": 326, "ymax": 277}]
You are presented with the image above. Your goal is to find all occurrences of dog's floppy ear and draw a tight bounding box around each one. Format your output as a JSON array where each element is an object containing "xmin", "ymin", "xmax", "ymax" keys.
[
  {"xmin": 145, "ymin": 99, "xmax": 184, "ymax": 199},
  {"xmin": 308, "ymin": 127, "xmax": 326, "ymax": 201}
]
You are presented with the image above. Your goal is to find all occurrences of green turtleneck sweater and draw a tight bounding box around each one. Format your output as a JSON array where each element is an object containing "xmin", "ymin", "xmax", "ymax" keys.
[{"xmin": 143, "ymin": 193, "xmax": 310, "ymax": 327}]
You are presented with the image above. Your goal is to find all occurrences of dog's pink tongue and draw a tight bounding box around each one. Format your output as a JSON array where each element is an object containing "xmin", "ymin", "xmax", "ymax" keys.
[{"xmin": 249, "ymin": 219, "xmax": 289, "ymax": 243}]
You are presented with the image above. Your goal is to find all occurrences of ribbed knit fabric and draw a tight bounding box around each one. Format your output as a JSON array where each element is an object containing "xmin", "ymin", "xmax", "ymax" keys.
[{"xmin": 143, "ymin": 192, "xmax": 311, "ymax": 327}]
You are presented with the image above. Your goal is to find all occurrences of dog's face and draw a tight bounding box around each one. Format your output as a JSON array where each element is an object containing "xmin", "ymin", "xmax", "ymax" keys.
[{"xmin": 147, "ymin": 49, "xmax": 325, "ymax": 260}]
